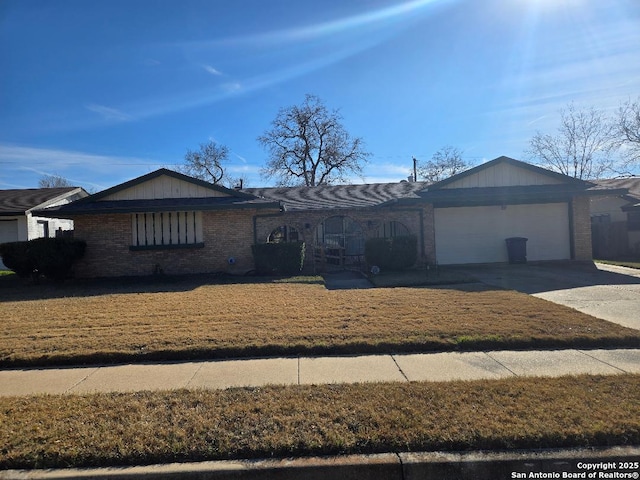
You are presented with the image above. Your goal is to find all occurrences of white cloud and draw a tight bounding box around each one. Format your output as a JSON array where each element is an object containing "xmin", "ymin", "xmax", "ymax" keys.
[
  {"xmin": 0, "ymin": 144, "xmax": 164, "ymax": 190},
  {"xmin": 203, "ymin": 64, "xmax": 223, "ymax": 76},
  {"xmin": 0, "ymin": 144, "xmax": 156, "ymax": 171},
  {"xmin": 85, "ymin": 103, "xmax": 133, "ymax": 122}
]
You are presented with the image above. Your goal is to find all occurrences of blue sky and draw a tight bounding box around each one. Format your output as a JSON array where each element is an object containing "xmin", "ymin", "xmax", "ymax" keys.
[{"xmin": 1, "ymin": 0, "xmax": 639, "ymax": 191}]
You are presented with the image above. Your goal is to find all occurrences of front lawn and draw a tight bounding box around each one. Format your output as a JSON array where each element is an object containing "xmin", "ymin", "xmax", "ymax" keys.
[
  {"xmin": 1, "ymin": 374, "xmax": 638, "ymax": 469},
  {"xmin": 1, "ymin": 281, "xmax": 638, "ymax": 367}
]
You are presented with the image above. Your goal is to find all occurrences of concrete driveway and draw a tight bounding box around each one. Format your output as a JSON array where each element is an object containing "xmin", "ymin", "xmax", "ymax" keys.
[{"xmin": 466, "ymin": 262, "xmax": 640, "ymax": 331}]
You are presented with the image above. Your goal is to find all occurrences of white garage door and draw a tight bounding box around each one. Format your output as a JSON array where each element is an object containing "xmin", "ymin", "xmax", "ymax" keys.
[
  {"xmin": 0, "ymin": 219, "xmax": 19, "ymax": 270},
  {"xmin": 434, "ymin": 203, "xmax": 571, "ymax": 265}
]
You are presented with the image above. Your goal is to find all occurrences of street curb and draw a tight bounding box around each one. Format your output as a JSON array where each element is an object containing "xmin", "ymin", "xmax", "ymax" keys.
[{"xmin": 1, "ymin": 446, "xmax": 638, "ymax": 480}]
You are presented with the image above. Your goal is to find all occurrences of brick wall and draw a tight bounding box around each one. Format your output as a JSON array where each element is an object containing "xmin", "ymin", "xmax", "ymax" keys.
[
  {"xmin": 254, "ymin": 203, "xmax": 436, "ymax": 271},
  {"xmin": 571, "ymin": 195, "xmax": 593, "ymax": 261},
  {"xmin": 73, "ymin": 208, "xmax": 278, "ymax": 277}
]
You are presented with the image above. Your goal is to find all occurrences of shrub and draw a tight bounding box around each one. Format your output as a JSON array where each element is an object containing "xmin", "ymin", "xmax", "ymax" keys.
[
  {"xmin": 0, "ymin": 242, "xmax": 34, "ymax": 277},
  {"xmin": 252, "ymin": 242, "xmax": 305, "ymax": 276},
  {"xmin": 0, "ymin": 238, "xmax": 86, "ymax": 280},
  {"xmin": 365, "ymin": 235, "xmax": 417, "ymax": 271}
]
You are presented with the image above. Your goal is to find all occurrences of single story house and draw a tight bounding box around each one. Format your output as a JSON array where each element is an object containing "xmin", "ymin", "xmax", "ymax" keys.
[
  {"xmin": 0, "ymin": 187, "xmax": 88, "ymax": 269},
  {"xmin": 590, "ymin": 177, "xmax": 640, "ymax": 258},
  {"xmin": 39, "ymin": 156, "xmax": 625, "ymax": 277}
]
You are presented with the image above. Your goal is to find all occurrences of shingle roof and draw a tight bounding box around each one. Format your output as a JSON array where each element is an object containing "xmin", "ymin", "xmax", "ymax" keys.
[
  {"xmin": 0, "ymin": 188, "xmax": 81, "ymax": 216},
  {"xmin": 243, "ymin": 181, "xmax": 429, "ymax": 211},
  {"xmin": 44, "ymin": 196, "xmax": 280, "ymax": 215},
  {"xmin": 594, "ymin": 178, "xmax": 640, "ymax": 200}
]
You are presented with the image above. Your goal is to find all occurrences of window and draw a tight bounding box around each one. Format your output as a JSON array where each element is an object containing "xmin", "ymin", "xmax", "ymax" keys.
[
  {"xmin": 131, "ymin": 211, "xmax": 203, "ymax": 249},
  {"xmin": 376, "ymin": 220, "xmax": 410, "ymax": 238},
  {"xmin": 628, "ymin": 212, "xmax": 640, "ymax": 231},
  {"xmin": 37, "ymin": 220, "xmax": 50, "ymax": 238},
  {"xmin": 268, "ymin": 225, "xmax": 300, "ymax": 243}
]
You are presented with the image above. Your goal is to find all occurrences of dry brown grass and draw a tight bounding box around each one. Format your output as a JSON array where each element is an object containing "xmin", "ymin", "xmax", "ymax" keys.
[
  {"xmin": 2, "ymin": 282, "xmax": 639, "ymax": 367},
  {"xmin": 1, "ymin": 374, "xmax": 638, "ymax": 469}
]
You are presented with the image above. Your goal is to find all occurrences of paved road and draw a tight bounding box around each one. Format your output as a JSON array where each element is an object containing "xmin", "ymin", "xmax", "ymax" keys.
[{"xmin": 467, "ymin": 263, "xmax": 640, "ymax": 331}]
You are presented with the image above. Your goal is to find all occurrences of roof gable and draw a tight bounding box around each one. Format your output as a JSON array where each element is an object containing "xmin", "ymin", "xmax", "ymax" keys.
[
  {"xmin": 40, "ymin": 169, "xmax": 280, "ymax": 216},
  {"xmin": 83, "ymin": 169, "xmax": 256, "ymax": 203},
  {"xmin": 429, "ymin": 156, "xmax": 587, "ymax": 190}
]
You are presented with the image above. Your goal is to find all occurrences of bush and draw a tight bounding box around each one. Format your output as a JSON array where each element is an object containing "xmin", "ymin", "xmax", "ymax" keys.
[
  {"xmin": 0, "ymin": 242, "xmax": 34, "ymax": 277},
  {"xmin": 252, "ymin": 242, "xmax": 305, "ymax": 276},
  {"xmin": 365, "ymin": 235, "xmax": 417, "ymax": 271},
  {"xmin": 0, "ymin": 238, "xmax": 86, "ymax": 280}
]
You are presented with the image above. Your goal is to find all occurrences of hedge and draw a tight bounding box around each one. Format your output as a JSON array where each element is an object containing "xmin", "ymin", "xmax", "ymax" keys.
[
  {"xmin": 365, "ymin": 235, "xmax": 417, "ymax": 271},
  {"xmin": 0, "ymin": 237, "xmax": 86, "ymax": 280},
  {"xmin": 251, "ymin": 242, "xmax": 305, "ymax": 276}
]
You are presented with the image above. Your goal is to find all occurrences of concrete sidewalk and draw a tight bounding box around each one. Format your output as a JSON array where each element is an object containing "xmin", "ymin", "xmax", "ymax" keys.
[{"xmin": 1, "ymin": 348, "xmax": 638, "ymax": 396}]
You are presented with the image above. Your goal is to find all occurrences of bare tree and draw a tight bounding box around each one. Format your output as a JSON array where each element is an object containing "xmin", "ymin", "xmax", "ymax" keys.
[
  {"xmin": 38, "ymin": 174, "xmax": 73, "ymax": 188},
  {"xmin": 614, "ymin": 97, "xmax": 640, "ymax": 169},
  {"xmin": 179, "ymin": 140, "xmax": 229, "ymax": 185},
  {"xmin": 527, "ymin": 103, "xmax": 617, "ymax": 179},
  {"xmin": 258, "ymin": 94, "xmax": 370, "ymax": 186},
  {"xmin": 418, "ymin": 146, "xmax": 470, "ymax": 183}
]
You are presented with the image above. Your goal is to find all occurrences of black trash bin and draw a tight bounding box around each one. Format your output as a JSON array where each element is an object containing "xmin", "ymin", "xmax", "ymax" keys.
[{"xmin": 505, "ymin": 237, "xmax": 528, "ymax": 264}]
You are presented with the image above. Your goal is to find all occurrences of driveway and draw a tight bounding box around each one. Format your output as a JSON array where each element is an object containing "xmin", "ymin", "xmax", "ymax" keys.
[{"xmin": 466, "ymin": 262, "xmax": 640, "ymax": 331}]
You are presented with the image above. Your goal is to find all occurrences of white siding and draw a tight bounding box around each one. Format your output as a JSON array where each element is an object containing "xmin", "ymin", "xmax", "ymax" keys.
[
  {"xmin": 434, "ymin": 203, "xmax": 571, "ymax": 264},
  {"xmin": 103, "ymin": 175, "xmax": 230, "ymax": 201},
  {"xmin": 442, "ymin": 163, "xmax": 564, "ymax": 189},
  {"xmin": 27, "ymin": 213, "xmax": 74, "ymax": 239}
]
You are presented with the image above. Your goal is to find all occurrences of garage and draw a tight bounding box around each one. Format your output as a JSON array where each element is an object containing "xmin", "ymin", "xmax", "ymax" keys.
[
  {"xmin": 0, "ymin": 219, "xmax": 19, "ymax": 269},
  {"xmin": 434, "ymin": 203, "xmax": 571, "ymax": 265}
]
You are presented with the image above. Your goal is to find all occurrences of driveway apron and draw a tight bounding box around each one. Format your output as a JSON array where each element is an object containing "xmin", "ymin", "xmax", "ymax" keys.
[{"xmin": 468, "ymin": 263, "xmax": 640, "ymax": 331}]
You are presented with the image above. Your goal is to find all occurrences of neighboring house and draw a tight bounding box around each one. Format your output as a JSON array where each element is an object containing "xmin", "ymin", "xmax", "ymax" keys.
[
  {"xmin": 0, "ymin": 187, "xmax": 88, "ymax": 269},
  {"xmin": 590, "ymin": 178, "xmax": 640, "ymax": 258},
  {"xmin": 39, "ymin": 157, "xmax": 624, "ymax": 278}
]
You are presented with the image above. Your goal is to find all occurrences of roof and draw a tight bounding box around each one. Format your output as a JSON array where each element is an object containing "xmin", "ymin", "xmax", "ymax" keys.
[
  {"xmin": 243, "ymin": 181, "xmax": 429, "ymax": 211},
  {"xmin": 594, "ymin": 177, "xmax": 640, "ymax": 210},
  {"xmin": 44, "ymin": 196, "xmax": 280, "ymax": 215},
  {"xmin": 0, "ymin": 187, "xmax": 85, "ymax": 216},
  {"xmin": 39, "ymin": 169, "xmax": 281, "ymax": 217},
  {"xmin": 415, "ymin": 184, "xmax": 620, "ymax": 208},
  {"xmin": 410, "ymin": 156, "xmax": 629, "ymax": 207},
  {"xmin": 594, "ymin": 177, "xmax": 640, "ymax": 199}
]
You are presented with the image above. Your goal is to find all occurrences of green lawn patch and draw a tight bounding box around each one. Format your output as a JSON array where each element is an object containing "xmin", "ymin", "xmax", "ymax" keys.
[{"xmin": 1, "ymin": 374, "xmax": 638, "ymax": 469}]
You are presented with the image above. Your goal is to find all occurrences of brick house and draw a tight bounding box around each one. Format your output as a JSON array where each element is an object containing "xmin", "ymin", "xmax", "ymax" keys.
[{"xmin": 39, "ymin": 157, "xmax": 623, "ymax": 277}]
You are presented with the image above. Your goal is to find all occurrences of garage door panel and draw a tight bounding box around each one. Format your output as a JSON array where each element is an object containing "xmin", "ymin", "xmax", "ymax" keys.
[
  {"xmin": 434, "ymin": 204, "xmax": 570, "ymax": 265},
  {"xmin": 0, "ymin": 219, "xmax": 19, "ymax": 270}
]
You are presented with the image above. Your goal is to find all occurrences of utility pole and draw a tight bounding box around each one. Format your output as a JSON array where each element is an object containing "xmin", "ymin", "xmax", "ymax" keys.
[{"xmin": 412, "ymin": 157, "xmax": 418, "ymax": 182}]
